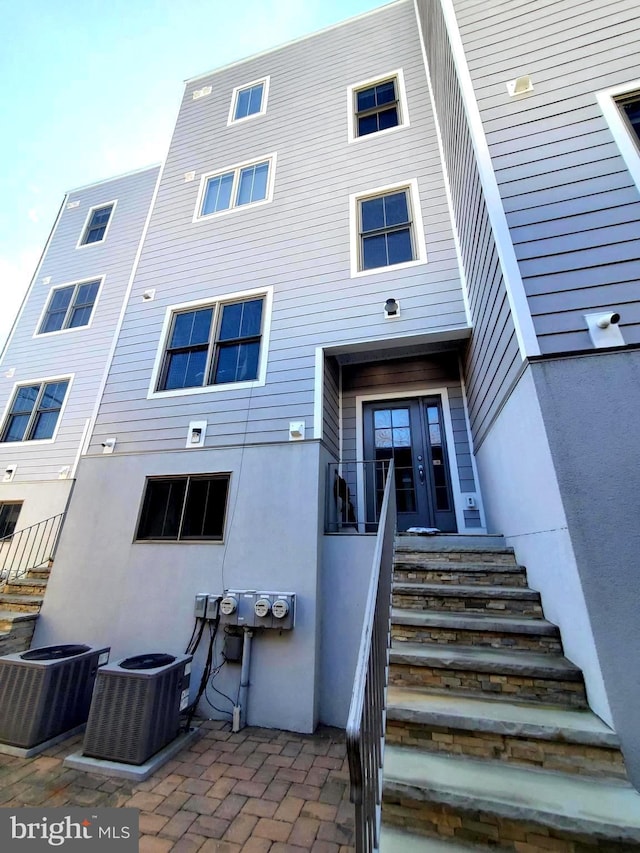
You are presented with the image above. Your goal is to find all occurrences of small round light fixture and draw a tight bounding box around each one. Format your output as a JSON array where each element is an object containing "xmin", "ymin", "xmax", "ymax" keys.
[{"xmin": 384, "ymin": 298, "xmax": 400, "ymax": 319}]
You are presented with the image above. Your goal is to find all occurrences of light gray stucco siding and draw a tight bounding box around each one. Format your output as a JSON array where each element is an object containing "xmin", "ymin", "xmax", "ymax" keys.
[
  {"xmin": 532, "ymin": 350, "xmax": 640, "ymax": 786},
  {"xmin": 453, "ymin": 0, "xmax": 640, "ymax": 353},
  {"xmin": 416, "ymin": 0, "xmax": 522, "ymax": 446},
  {"xmin": 87, "ymin": 0, "xmax": 467, "ymax": 456}
]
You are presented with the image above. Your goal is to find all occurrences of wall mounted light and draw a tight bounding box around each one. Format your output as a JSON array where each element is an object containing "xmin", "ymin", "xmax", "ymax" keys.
[
  {"xmin": 384, "ymin": 298, "xmax": 400, "ymax": 319},
  {"xmin": 506, "ymin": 75, "xmax": 533, "ymax": 97},
  {"xmin": 186, "ymin": 420, "xmax": 207, "ymax": 448},
  {"xmin": 142, "ymin": 289, "xmax": 156, "ymax": 301},
  {"xmin": 3, "ymin": 465, "xmax": 17, "ymax": 483},
  {"xmin": 585, "ymin": 311, "xmax": 624, "ymax": 348},
  {"xmin": 289, "ymin": 421, "xmax": 305, "ymax": 440},
  {"xmin": 101, "ymin": 438, "xmax": 116, "ymax": 454}
]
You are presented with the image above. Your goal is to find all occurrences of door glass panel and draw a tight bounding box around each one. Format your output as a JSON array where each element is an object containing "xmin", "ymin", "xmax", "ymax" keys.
[
  {"xmin": 374, "ymin": 410, "xmax": 391, "ymax": 429},
  {"xmin": 372, "ymin": 408, "xmax": 416, "ymax": 514},
  {"xmin": 391, "ymin": 409, "xmax": 409, "ymax": 427},
  {"xmin": 426, "ymin": 405, "xmax": 450, "ymax": 511},
  {"xmin": 392, "ymin": 427, "xmax": 410, "ymax": 446}
]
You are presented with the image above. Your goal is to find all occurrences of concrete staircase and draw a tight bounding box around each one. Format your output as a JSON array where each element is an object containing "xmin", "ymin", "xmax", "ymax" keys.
[
  {"xmin": 0, "ymin": 566, "xmax": 49, "ymax": 655},
  {"xmin": 380, "ymin": 535, "xmax": 640, "ymax": 851}
]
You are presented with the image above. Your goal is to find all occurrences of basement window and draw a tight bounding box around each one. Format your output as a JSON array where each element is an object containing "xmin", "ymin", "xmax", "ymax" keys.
[
  {"xmin": 135, "ymin": 475, "xmax": 230, "ymax": 541},
  {"xmin": 0, "ymin": 503, "xmax": 22, "ymax": 538}
]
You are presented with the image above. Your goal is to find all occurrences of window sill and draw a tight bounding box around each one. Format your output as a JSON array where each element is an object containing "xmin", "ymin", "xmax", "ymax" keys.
[
  {"xmin": 148, "ymin": 377, "xmax": 265, "ymax": 400},
  {"xmin": 350, "ymin": 257, "xmax": 428, "ymax": 279}
]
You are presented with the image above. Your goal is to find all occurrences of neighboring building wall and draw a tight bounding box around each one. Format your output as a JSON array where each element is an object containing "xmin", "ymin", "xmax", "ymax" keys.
[
  {"xmin": 0, "ymin": 167, "xmax": 160, "ymax": 520},
  {"xmin": 452, "ymin": 0, "xmax": 640, "ymax": 353},
  {"xmin": 416, "ymin": 0, "xmax": 522, "ymax": 446},
  {"xmin": 532, "ymin": 350, "xmax": 640, "ymax": 787},
  {"xmin": 87, "ymin": 0, "xmax": 468, "ymax": 456},
  {"xmin": 34, "ymin": 441, "xmax": 324, "ymax": 733}
]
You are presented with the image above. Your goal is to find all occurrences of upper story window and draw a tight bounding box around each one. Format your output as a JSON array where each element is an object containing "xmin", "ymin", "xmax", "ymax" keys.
[
  {"xmin": 136, "ymin": 475, "xmax": 230, "ymax": 541},
  {"xmin": 1, "ymin": 379, "xmax": 70, "ymax": 443},
  {"xmin": 0, "ymin": 503, "xmax": 22, "ymax": 538},
  {"xmin": 150, "ymin": 289, "xmax": 272, "ymax": 398},
  {"xmin": 195, "ymin": 156, "xmax": 276, "ymax": 220},
  {"xmin": 350, "ymin": 180, "xmax": 427, "ymax": 277},
  {"xmin": 347, "ymin": 70, "xmax": 409, "ymax": 143},
  {"xmin": 228, "ymin": 77, "xmax": 269, "ymax": 124},
  {"xmin": 619, "ymin": 93, "xmax": 640, "ymax": 146},
  {"xmin": 37, "ymin": 279, "xmax": 101, "ymax": 335},
  {"xmin": 79, "ymin": 202, "xmax": 115, "ymax": 246},
  {"xmin": 597, "ymin": 81, "xmax": 640, "ymax": 195}
]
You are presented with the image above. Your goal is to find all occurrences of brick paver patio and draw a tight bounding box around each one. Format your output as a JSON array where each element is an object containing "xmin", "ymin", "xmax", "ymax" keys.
[{"xmin": 0, "ymin": 721, "xmax": 356, "ymax": 852}]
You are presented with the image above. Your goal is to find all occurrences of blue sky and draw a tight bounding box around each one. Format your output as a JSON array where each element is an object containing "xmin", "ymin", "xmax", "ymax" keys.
[{"xmin": 0, "ymin": 0, "xmax": 387, "ymax": 350}]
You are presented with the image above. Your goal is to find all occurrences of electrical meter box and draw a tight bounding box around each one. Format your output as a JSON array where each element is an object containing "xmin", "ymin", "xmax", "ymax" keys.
[{"xmin": 219, "ymin": 590, "xmax": 296, "ymax": 630}]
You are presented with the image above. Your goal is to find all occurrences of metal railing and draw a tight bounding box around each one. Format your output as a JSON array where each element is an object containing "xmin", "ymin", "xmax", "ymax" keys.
[
  {"xmin": 346, "ymin": 461, "xmax": 396, "ymax": 853},
  {"xmin": 326, "ymin": 460, "xmax": 391, "ymax": 533},
  {"xmin": 0, "ymin": 513, "xmax": 65, "ymax": 583}
]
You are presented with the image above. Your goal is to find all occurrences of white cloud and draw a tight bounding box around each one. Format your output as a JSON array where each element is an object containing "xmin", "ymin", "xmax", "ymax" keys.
[{"xmin": 28, "ymin": 208, "xmax": 39, "ymax": 223}]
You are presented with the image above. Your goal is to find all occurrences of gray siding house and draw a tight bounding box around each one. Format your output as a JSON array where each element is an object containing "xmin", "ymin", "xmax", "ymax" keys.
[{"xmin": 2, "ymin": 0, "xmax": 639, "ymax": 804}]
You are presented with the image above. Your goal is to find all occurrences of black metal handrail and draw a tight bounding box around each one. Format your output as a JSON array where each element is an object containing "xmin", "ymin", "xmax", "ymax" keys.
[
  {"xmin": 346, "ymin": 461, "xmax": 396, "ymax": 853},
  {"xmin": 0, "ymin": 513, "xmax": 65, "ymax": 582}
]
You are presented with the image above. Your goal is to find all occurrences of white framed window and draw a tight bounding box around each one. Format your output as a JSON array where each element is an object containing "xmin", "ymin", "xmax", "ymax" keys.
[
  {"xmin": 597, "ymin": 80, "xmax": 640, "ymax": 194},
  {"xmin": 228, "ymin": 77, "xmax": 270, "ymax": 125},
  {"xmin": 76, "ymin": 201, "xmax": 117, "ymax": 247},
  {"xmin": 0, "ymin": 376, "xmax": 72, "ymax": 444},
  {"xmin": 148, "ymin": 287, "xmax": 273, "ymax": 399},
  {"xmin": 349, "ymin": 179, "xmax": 428, "ymax": 277},
  {"xmin": 347, "ymin": 69, "xmax": 410, "ymax": 144},
  {"xmin": 35, "ymin": 278, "xmax": 102, "ymax": 336},
  {"xmin": 193, "ymin": 154, "xmax": 277, "ymax": 221}
]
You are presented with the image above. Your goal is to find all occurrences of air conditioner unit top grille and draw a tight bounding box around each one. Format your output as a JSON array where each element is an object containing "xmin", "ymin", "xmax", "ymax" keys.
[
  {"xmin": 120, "ymin": 653, "xmax": 176, "ymax": 670},
  {"xmin": 21, "ymin": 644, "xmax": 90, "ymax": 661}
]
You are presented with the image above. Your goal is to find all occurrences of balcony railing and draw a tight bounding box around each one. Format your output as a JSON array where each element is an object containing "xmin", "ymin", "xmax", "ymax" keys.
[
  {"xmin": 326, "ymin": 460, "xmax": 391, "ymax": 533},
  {"xmin": 0, "ymin": 513, "xmax": 65, "ymax": 583},
  {"xmin": 346, "ymin": 461, "xmax": 396, "ymax": 853}
]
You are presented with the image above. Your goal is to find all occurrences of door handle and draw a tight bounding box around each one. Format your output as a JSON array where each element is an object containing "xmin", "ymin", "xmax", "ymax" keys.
[{"xmin": 418, "ymin": 464, "xmax": 425, "ymax": 483}]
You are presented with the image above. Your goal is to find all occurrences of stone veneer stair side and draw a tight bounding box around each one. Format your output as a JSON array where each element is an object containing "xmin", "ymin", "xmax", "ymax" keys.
[
  {"xmin": 381, "ymin": 535, "xmax": 640, "ymax": 850},
  {"xmin": 0, "ymin": 567, "xmax": 49, "ymax": 655}
]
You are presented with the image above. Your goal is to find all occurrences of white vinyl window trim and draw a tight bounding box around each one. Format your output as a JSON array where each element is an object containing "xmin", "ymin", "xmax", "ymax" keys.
[
  {"xmin": 227, "ymin": 76, "xmax": 270, "ymax": 126},
  {"xmin": 33, "ymin": 276, "xmax": 104, "ymax": 338},
  {"xmin": 147, "ymin": 286, "xmax": 274, "ymax": 399},
  {"xmin": 349, "ymin": 178, "xmax": 428, "ymax": 278},
  {"xmin": 347, "ymin": 68, "xmax": 410, "ymax": 145},
  {"xmin": 597, "ymin": 79, "xmax": 640, "ymax": 196},
  {"xmin": 0, "ymin": 374, "xmax": 74, "ymax": 446},
  {"xmin": 192, "ymin": 153, "xmax": 277, "ymax": 222},
  {"xmin": 75, "ymin": 199, "xmax": 117, "ymax": 249}
]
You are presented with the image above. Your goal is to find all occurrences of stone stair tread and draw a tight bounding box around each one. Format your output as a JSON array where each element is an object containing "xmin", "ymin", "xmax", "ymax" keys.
[
  {"xmin": 396, "ymin": 535, "xmax": 508, "ymax": 552},
  {"xmin": 392, "ymin": 608, "xmax": 558, "ymax": 635},
  {"xmin": 394, "ymin": 561, "xmax": 523, "ymax": 572},
  {"xmin": 0, "ymin": 594, "xmax": 44, "ymax": 604},
  {"xmin": 0, "ymin": 609, "xmax": 39, "ymax": 623},
  {"xmin": 383, "ymin": 745, "xmax": 640, "ymax": 841},
  {"xmin": 380, "ymin": 824, "xmax": 479, "ymax": 851},
  {"xmin": 390, "ymin": 642, "xmax": 583, "ymax": 680},
  {"xmin": 392, "ymin": 583, "xmax": 539, "ymax": 600},
  {"xmin": 386, "ymin": 686, "xmax": 620, "ymax": 747},
  {"xmin": 5, "ymin": 578, "xmax": 47, "ymax": 587}
]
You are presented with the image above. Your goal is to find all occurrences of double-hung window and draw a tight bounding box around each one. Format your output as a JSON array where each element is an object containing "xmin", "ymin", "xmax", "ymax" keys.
[
  {"xmin": 1, "ymin": 380, "xmax": 70, "ymax": 443},
  {"xmin": 38, "ymin": 280, "xmax": 100, "ymax": 334},
  {"xmin": 0, "ymin": 503, "xmax": 22, "ymax": 538},
  {"xmin": 618, "ymin": 93, "xmax": 640, "ymax": 147},
  {"xmin": 197, "ymin": 157, "xmax": 274, "ymax": 218},
  {"xmin": 136, "ymin": 475, "xmax": 230, "ymax": 541},
  {"xmin": 229, "ymin": 78, "xmax": 269, "ymax": 123},
  {"xmin": 597, "ymin": 82, "xmax": 640, "ymax": 194},
  {"xmin": 158, "ymin": 297, "xmax": 265, "ymax": 392},
  {"xmin": 80, "ymin": 203, "xmax": 114, "ymax": 245},
  {"xmin": 348, "ymin": 71, "xmax": 408, "ymax": 142}
]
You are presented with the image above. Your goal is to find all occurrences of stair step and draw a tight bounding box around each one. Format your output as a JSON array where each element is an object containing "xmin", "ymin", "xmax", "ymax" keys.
[
  {"xmin": 0, "ymin": 594, "xmax": 44, "ymax": 613},
  {"xmin": 27, "ymin": 568, "xmax": 51, "ymax": 580},
  {"xmin": 391, "ymin": 609, "xmax": 561, "ymax": 653},
  {"xmin": 396, "ymin": 534, "xmax": 508, "ymax": 552},
  {"xmin": 385, "ymin": 687, "xmax": 626, "ymax": 780},
  {"xmin": 380, "ymin": 824, "xmax": 478, "ymax": 852},
  {"xmin": 383, "ymin": 746, "xmax": 640, "ymax": 846},
  {"xmin": 389, "ymin": 643, "xmax": 587, "ymax": 708},
  {"xmin": 394, "ymin": 561, "xmax": 527, "ymax": 587},
  {"xmin": 0, "ymin": 610, "xmax": 39, "ymax": 631},
  {"xmin": 3, "ymin": 579, "xmax": 48, "ymax": 595},
  {"xmin": 392, "ymin": 583, "xmax": 543, "ymax": 617}
]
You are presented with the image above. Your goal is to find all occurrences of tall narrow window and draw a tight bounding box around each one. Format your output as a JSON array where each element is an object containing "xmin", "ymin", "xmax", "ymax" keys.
[
  {"xmin": 1, "ymin": 380, "xmax": 70, "ymax": 443},
  {"xmin": 38, "ymin": 280, "xmax": 100, "ymax": 334},
  {"xmin": 80, "ymin": 204, "xmax": 114, "ymax": 245}
]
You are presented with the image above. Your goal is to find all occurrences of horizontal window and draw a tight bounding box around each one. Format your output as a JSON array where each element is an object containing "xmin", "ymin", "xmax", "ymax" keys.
[
  {"xmin": 80, "ymin": 203, "xmax": 114, "ymax": 245},
  {"xmin": 1, "ymin": 380, "xmax": 70, "ymax": 443},
  {"xmin": 0, "ymin": 503, "xmax": 22, "ymax": 539},
  {"xmin": 38, "ymin": 280, "xmax": 100, "ymax": 334},
  {"xmin": 136, "ymin": 475, "xmax": 230, "ymax": 541},
  {"xmin": 229, "ymin": 78, "xmax": 269, "ymax": 123},
  {"xmin": 196, "ymin": 156, "xmax": 275, "ymax": 219},
  {"xmin": 158, "ymin": 296, "xmax": 265, "ymax": 392}
]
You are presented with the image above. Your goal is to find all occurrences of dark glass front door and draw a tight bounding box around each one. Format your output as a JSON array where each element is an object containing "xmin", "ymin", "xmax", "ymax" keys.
[{"xmin": 363, "ymin": 396, "xmax": 456, "ymax": 532}]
